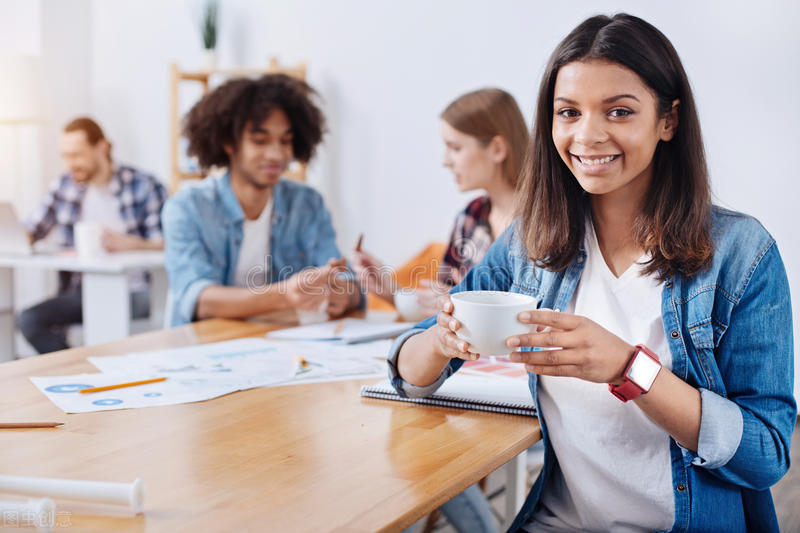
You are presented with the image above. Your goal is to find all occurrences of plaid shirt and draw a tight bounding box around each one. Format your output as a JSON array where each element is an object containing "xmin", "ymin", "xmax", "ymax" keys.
[
  {"xmin": 24, "ymin": 165, "xmax": 168, "ymax": 291},
  {"xmin": 439, "ymin": 195, "xmax": 494, "ymax": 287}
]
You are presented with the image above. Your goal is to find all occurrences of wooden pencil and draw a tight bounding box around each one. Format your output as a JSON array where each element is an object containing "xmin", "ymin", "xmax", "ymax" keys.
[
  {"xmin": 333, "ymin": 320, "xmax": 346, "ymax": 335},
  {"xmin": 0, "ymin": 422, "xmax": 63, "ymax": 429},
  {"xmin": 79, "ymin": 377, "xmax": 167, "ymax": 394}
]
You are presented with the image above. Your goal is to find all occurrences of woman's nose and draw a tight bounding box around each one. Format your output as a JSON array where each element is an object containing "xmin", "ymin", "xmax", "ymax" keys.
[{"xmin": 573, "ymin": 114, "xmax": 608, "ymax": 146}]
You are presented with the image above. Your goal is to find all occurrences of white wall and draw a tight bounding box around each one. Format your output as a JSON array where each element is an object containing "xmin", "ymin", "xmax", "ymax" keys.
[{"xmin": 6, "ymin": 1, "xmax": 800, "ymax": 397}]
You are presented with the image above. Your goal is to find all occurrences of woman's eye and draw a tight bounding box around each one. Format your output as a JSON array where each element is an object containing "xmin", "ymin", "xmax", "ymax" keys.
[
  {"xmin": 556, "ymin": 108, "xmax": 579, "ymax": 119},
  {"xmin": 609, "ymin": 108, "xmax": 634, "ymax": 117}
]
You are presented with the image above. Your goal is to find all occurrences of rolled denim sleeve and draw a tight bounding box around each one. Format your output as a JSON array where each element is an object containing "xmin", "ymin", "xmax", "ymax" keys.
[
  {"xmin": 698, "ymin": 241, "xmax": 796, "ymax": 490},
  {"xmin": 387, "ymin": 326, "xmax": 455, "ymax": 398},
  {"xmin": 162, "ymin": 195, "xmax": 226, "ymax": 326},
  {"xmin": 686, "ymin": 388, "xmax": 744, "ymax": 468}
]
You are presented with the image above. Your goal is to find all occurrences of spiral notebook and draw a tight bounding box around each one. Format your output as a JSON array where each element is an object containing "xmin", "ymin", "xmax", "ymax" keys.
[{"xmin": 360, "ymin": 373, "xmax": 536, "ymax": 417}]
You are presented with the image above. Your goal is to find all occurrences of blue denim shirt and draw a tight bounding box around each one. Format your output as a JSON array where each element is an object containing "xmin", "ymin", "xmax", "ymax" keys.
[
  {"xmin": 388, "ymin": 207, "xmax": 795, "ymax": 533},
  {"xmin": 162, "ymin": 173, "xmax": 350, "ymax": 326}
]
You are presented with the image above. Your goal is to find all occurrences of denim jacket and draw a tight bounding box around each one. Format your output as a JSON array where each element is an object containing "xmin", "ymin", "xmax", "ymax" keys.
[
  {"xmin": 162, "ymin": 173, "xmax": 349, "ymax": 326},
  {"xmin": 388, "ymin": 207, "xmax": 795, "ymax": 533}
]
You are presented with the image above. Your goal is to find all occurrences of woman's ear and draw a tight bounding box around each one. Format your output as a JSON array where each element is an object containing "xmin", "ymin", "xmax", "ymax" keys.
[
  {"xmin": 660, "ymin": 99, "xmax": 680, "ymax": 142},
  {"xmin": 488, "ymin": 135, "xmax": 509, "ymax": 163}
]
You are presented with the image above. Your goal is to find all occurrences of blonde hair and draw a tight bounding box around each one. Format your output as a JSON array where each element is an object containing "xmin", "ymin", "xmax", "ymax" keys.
[{"xmin": 441, "ymin": 88, "xmax": 529, "ymax": 187}]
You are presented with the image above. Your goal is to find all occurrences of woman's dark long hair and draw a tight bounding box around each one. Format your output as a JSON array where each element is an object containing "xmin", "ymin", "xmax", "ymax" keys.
[{"xmin": 518, "ymin": 13, "xmax": 712, "ymax": 280}]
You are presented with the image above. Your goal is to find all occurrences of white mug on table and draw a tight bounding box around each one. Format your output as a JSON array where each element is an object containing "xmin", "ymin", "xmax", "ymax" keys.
[{"xmin": 73, "ymin": 221, "xmax": 106, "ymax": 259}]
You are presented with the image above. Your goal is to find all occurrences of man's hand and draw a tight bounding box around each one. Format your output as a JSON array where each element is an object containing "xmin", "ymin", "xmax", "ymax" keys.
[
  {"xmin": 325, "ymin": 257, "xmax": 361, "ymax": 317},
  {"xmin": 102, "ymin": 229, "xmax": 163, "ymax": 252},
  {"xmin": 281, "ymin": 265, "xmax": 333, "ymax": 311}
]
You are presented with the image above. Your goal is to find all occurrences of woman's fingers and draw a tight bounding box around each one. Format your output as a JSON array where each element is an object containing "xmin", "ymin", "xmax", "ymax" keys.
[
  {"xmin": 517, "ymin": 309, "xmax": 580, "ymax": 329},
  {"xmin": 436, "ymin": 310, "xmax": 460, "ymax": 333},
  {"xmin": 524, "ymin": 363, "xmax": 582, "ymax": 378},
  {"xmin": 438, "ymin": 295, "xmax": 454, "ymax": 314},
  {"xmin": 441, "ymin": 331, "xmax": 475, "ymax": 360},
  {"xmin": 507, "ymin": 329, "xmax": 575, "ymax": 349},
  {"xmin": 509, "ymin": 348, "xmax": 581, "ymax": 367}
]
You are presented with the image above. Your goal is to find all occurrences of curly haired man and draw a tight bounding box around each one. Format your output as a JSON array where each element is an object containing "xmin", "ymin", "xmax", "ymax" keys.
[{"xmin": 162, "ymin": 74, "xmax": 362, "ymax": 325}]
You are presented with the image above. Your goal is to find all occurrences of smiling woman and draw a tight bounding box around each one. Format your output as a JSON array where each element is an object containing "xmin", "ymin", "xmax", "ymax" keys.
[
  {"xmin": 522, "ymin": 20, "xmax": 712, "ymax": 281},
  {"xmin": 389, "ymin": 12, "xmax": 795, "ymax": 533}
]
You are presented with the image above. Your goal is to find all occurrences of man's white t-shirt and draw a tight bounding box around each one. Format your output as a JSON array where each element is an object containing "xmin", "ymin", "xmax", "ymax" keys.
[
  {"xmin": 234, "ymin": 197, "xmax": 273, "ymax": 289},
  {"xmin": 80, "ymin": 183, "xmax": 147, "ymax": 292},
  {"xmin": 526, "ymin": 219, "xmax": 675, "ymax": 533},
  {"xmin": 81, "ymin": 183, "xmax": 126, "ymax": 234}
]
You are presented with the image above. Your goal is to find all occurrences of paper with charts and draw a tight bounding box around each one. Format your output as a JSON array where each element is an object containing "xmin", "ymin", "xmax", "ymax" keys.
[
  {"xmin": 30, "ymin": 337, "xmax": 390, "ymax": 413},
  {"xmin": 29, "ymin": 372, "xmax": 246, "ymax": 414}
]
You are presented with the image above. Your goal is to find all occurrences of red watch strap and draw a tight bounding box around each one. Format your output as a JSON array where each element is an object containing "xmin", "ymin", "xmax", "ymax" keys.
[
  {"xmin": 608, "ymin": 379, "xmax": 645, "ymax": 402},
  {"xmin": 608, "ymin": 344, "xmax": 660, "ymax": 402}
]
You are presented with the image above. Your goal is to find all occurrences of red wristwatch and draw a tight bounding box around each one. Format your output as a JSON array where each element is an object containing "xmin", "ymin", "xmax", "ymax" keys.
[{"xmin": 608, "ymin": 344, "xmax": 662, "ymax": 402}]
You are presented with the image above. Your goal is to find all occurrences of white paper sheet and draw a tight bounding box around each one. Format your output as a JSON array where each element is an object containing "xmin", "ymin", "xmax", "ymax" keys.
[
  {"xmin": 32, "ymin": 338, "xmax": 393, "ymax": 414},
  {"xmin": 89, "ymin": 337, "xmax": 299, "ymax": 388},
  {"xmin": 266, "ymin": 318, "xmax": 415, "ymax": 343},
  {"xmin": 29, "ymin": 373, "xmax": 241, "ymax": 413},
  {"xmin": 280, "ymin": 339, "xmax": 391, "ymax": 384}
]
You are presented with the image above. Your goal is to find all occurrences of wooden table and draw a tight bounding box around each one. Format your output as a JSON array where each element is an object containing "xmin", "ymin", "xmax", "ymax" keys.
[
  {"xmin": 0, "ymin": 251, "xmax": 167, "ymax": 361},
  {"xmin": 0, "ymin": 319, "xmax": 541, "ymax": 532}
]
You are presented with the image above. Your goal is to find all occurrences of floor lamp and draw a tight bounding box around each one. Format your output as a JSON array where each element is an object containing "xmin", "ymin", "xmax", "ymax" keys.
[{"xmin": 0, "ymin": 53, "xmax": 43, "ymax": 361}]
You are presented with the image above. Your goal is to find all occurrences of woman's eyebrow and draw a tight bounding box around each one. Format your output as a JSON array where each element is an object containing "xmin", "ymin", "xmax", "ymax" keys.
[
  {"xmin": 554, "ymin": 94, "xmax": 641, "ymax": 105},
  {"xmin": 602, "ymin": 94, "xmax": 640, "ymax": 104}
]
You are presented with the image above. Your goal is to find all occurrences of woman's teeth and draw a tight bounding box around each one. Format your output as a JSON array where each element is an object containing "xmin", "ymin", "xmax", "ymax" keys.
[{"xmin": 578, "ymin": 155, "xmax": 617, "ymax": 166}]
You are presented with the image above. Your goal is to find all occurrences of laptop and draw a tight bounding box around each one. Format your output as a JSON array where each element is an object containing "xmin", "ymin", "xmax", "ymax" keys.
[{"xmin": 0, "ymin": 202, "xmax": 33, "ymax": 256}]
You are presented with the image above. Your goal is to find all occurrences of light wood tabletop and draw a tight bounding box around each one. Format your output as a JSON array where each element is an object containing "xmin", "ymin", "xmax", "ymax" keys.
[{"xmin": 0, "ymin": 318, "xmax": 541, "ymax": 532}]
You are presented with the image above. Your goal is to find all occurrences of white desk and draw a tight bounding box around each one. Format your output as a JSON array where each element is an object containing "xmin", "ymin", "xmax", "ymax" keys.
[{"xmin": 0, "ymin": 251, "xmax": 167, "ymax": 361}]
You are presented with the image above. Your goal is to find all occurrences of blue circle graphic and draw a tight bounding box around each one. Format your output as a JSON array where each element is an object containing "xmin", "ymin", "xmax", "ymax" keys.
[
  {"xmin": 45, "ymin": 384, "xmax": 93, "ymax": 394},
  {"xmin": 92, "ymin": 398, "xmax": 123, "ymax": 406},
  {"xmin": 144, "ymin": 392, "xmax": 162, "ymax": 397}
]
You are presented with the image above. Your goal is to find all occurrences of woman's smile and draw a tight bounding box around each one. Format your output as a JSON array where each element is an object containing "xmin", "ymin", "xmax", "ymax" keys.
[{"xmin": 570, "ymin": 153, "xmax": 621, "ymax": 174}]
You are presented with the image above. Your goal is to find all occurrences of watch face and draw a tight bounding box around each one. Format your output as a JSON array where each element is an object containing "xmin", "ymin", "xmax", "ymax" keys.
[{"xmin": 626, "ymin": 352, "xmax": 661, "ymax": 391}]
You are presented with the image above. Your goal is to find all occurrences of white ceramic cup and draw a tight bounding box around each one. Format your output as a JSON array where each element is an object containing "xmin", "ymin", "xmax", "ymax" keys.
[
  {"xmin": 73, "ymin": 221, "xmax": 105, "ymax": 259},
  {"xmin": 296, "ymin": 300, "xmax": 329, "ymax": 325},
  {"xmin": 393, "ymin": 290, "xmax": 428, "ymax": 322},
  {"xmin": 450, "ymin": 290, "xmax": 539, "ymax": 356}
]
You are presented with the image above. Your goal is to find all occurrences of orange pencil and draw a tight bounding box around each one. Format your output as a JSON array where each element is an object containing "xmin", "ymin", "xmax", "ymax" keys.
[
  {"xmin": 354, "ymin": 233, "xmax": 364, "ymax": 252},
  {"xmin": 333, "ymin": 320, "xmax": 346, "ymax": 335},
  {"xmin": 0, "ymin": 422, "xmax": 63, "ymax": 429},
  {"xmin": 79, "ymin": 377, "xmax": 166, "ymax": 394}
]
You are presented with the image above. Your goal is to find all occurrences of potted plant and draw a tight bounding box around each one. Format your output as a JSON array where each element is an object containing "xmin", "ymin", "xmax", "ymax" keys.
[{"xmin": 200, "ymin": 0, "xmax": 218, "ymax": 70}]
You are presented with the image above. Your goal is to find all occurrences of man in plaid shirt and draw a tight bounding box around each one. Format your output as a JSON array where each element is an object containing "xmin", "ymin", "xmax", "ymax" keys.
[{"xmin": 17, "ymin": 117, "xmax": 167, "ymax": 354}]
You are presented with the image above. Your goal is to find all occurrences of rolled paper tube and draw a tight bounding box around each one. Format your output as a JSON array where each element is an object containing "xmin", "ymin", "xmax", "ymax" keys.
[
  {"xmin": 0, "ymin": 476, "xmax": 144, "ymax": 514},
  {"xmin": 0, "ymin": 498, "xmax": 55, "ymax": 532}
]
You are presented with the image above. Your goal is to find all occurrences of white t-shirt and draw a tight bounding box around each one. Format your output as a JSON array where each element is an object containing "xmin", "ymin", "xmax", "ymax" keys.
[
  {"xmin": 81, "ymin": 183, "xmax": 126, "ymax": 233},
  {"xmin": 526, "ymin": 220, "xmax": 674, "ymax": 533},
  {"xmin": 81, "ymin": 183, "xmax": 147, "ymax": 292},
  {"xmin": 234, "ymin": 197, "xmax": 273, "ymax": 289}
]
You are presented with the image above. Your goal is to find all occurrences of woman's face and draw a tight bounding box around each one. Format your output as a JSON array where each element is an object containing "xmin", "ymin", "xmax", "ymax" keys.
[
  {"xmin": 551, "ymin": 59, "xmax": 677, "ymax": 202},
  {"xmin": 440, "ymin": 120, "xmax": 499, "ymax": 193}
]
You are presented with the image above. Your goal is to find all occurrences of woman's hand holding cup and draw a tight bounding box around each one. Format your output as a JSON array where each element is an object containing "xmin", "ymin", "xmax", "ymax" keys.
[{"xmin": 433, "ymin": 295, "xmax": 478, "ymax": 361}]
